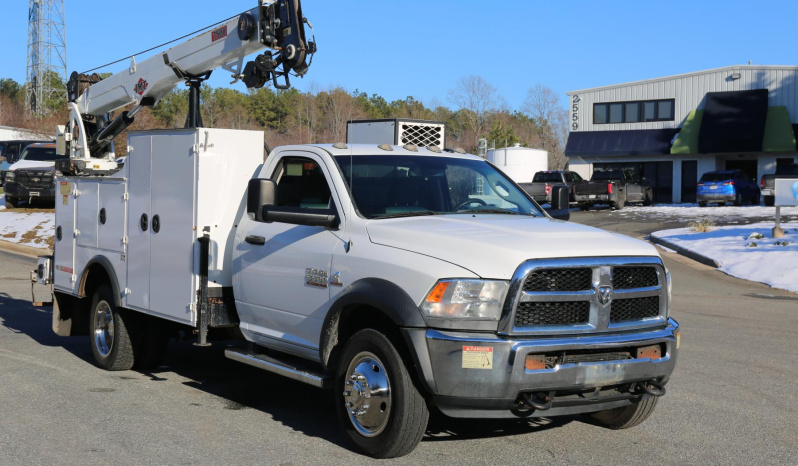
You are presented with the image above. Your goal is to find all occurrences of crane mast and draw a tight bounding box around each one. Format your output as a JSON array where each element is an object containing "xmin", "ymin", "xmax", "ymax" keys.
[{"xmin": 57, "ymin": 0, "xmax": 315, "ymax": 175}]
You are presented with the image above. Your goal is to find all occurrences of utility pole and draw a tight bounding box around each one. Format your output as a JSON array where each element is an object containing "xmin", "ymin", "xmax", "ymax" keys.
[{"xmin": 26, "ymin": 0, "xmax": 67, "ymax": 115}]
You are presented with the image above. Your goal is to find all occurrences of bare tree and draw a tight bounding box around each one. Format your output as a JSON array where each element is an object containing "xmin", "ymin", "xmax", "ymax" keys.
[
  {"xmin": 447, "ymin": 75, "xmax": 500, "ymax": 150},
  {"xmin": 321, "ymin": 86, "xmax": 363, "ymax": 142},
  {"xmin": 522, "ymin": 84, "xmax": 569, "ymax": 169}
]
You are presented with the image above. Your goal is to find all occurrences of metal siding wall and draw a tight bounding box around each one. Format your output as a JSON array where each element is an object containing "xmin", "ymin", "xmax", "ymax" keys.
[{"xmin": 568, "ymin": 67, "xmax": 798, "ymax": 132}]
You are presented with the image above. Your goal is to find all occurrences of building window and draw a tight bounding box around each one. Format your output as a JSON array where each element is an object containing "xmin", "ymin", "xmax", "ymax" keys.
[
  {"xmin": 609, "ymin": 103, "xmax": 624, "ymax": 123},
  {"xmin": 594, "ymin": 104, "xmax": 608, "ymax": 124},
  {"xmin": 593, "ymin": 99, "xmax": 675, "ymax": 124}
]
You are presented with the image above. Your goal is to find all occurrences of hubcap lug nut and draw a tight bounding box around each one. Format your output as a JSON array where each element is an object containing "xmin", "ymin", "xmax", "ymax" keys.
[{"xmin": 343, "ymin": 391, "xmax": 351, "ymax": 397}]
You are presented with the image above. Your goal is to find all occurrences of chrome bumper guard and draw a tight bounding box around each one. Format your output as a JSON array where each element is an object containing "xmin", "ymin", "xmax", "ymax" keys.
[{"xmin": 420, "ymin": 318, "xmax": 679, "ymax": 418}]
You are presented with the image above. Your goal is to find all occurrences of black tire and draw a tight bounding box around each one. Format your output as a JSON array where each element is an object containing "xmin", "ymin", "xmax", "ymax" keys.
[
  {"xmin": 89, "ymin": 284, "xmax": 135, "ymax": 371},
  {"xmin": 582, "ymin": 396, "xmax": 658, "ymax": 429},
  {"xmin": 335, "ymin": 329, "xmax": 429, "ymax": 458},
  {"xmin": 698, "ymin": 202, "xmax": 707, "ymax": 207},
  {"xmin": 642, "ymin": 190, "xmax": 653, "ymax": 206},
  {"xmin": 578, "ymin": 203, "xmax": 590, "ymax": 211},
  {"xmin": 733, "ymin": 193, "xmax": 742, "ymax": 206},
  {"xmin": 5, "ymin": 196, "xmax": 18, "ymax": 209},
  {"xmin": 612, "ymin": 192, "xmax": 626, "ymax": 210},
  {"xmin": 764, "ymin": 195, "xmax": 775, "ymax": 207},
  {"xmin": 751, "ymin": 192, "xmax": 760, "ymax": 205}
]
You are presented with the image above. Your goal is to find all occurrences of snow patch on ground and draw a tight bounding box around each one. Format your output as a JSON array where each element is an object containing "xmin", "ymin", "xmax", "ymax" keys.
[
  {"xmin": 617, "ymin": 204, "xmax": 798, "ymax": 222},
  {"xmin": 652, "ymin": 222, "xmax": 798, "ymax": 294},
  {"xmin": 0, "ymin": 198, "xmax": 54, "ymax": 249}
]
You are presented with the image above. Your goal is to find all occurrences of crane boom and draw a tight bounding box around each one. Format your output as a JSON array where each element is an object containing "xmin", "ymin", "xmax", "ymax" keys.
[
  {"xmin": 74, "ymin": 6, "xmax": 266, "ymax": 118},
  {"xmin": 57, "ymin": 0, "xmax": 314, "ymax": 175}
]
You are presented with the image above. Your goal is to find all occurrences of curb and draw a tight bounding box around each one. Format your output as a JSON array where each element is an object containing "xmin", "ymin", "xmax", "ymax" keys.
[
  {"xmin": 649, "ymin": 235, "xmax": 720, "ymax": 268},
  {"xmin": 0, "ymin": 239, "xmax": 50, "ymax": 259}
]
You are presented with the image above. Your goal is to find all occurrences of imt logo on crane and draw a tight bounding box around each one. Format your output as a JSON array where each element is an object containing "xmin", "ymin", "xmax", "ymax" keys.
[{"xmin": 134, "ymin": 78, "xmax": 148, "ymax": 96}]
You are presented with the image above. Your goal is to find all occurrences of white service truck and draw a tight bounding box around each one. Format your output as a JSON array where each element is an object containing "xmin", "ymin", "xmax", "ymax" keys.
[{"xmin": 31, "ymin": 0, "xmax": 680, "ymax": 458}]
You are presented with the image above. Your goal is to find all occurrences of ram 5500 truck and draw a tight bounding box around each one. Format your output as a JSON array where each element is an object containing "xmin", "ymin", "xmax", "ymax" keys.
[{"xmin": 34, "ymin": 129, "xmax": 680, "ymax": 458}]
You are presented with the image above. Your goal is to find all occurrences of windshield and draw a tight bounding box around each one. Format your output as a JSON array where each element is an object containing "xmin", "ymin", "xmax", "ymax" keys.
[
  {"xmin": 533, "ymin": 172, "xmax": 562, "ymax": 183},
  {"xmin": 20, "ymin": 147, "xmax": 65, "ymax": 162},
  {"xmin": 700, "ymin": 172, "xmax": 733, "ymax": 182},
  {"xmin": 335, "ymin": 155, "xmax": 544, "ymax": 219}
]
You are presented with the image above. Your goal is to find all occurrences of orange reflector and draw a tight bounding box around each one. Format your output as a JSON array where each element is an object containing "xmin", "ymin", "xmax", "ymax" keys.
[
  {"xmin": 525, "ymin": 354, "xmax": 546, "ymax": 370},
  {"xmin": 676, "ymin": 332, "xmax": 681, "ymax": 349},
  {"xmin": 425, "ymin": 282, "xmax": 450, "ymax": 303},
  {"xmin": 636, "ymin": 344, "xmax": 662, "ymax": 360}
]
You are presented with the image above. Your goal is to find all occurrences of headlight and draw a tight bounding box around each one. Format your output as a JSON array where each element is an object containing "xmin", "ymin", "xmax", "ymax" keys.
[
  {"xmin": 421, "ymin": 279, "xmax": 509, "ymax": 320},
  {"xmin": 5, "ymin": 171, "xmax": 14, "ymax": 182}
]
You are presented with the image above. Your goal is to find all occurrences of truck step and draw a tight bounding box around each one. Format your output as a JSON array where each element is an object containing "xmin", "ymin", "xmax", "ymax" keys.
[{"xmin": 224, "ymin": 348, "xmax": 331, "ymax": 389}]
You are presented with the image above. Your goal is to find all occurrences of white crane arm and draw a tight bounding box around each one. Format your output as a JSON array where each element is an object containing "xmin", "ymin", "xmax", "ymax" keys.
[{"xmin": 76, "ymin": 5, "xmax": 266, "ymax": 117}]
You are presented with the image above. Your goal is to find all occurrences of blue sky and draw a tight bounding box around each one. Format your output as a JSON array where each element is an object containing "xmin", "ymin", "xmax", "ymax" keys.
[{"xmin": 5, "ymin": 0, "xmax": 798, "ymax": 110}]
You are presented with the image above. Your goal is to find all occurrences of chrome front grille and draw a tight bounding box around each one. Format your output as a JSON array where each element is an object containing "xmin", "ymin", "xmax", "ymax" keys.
[
  {"xmin": 611, "ymin": 296, "xmax": 660, "ymax": 322},
  {"xmin": 500, "ymin": 257, "xmax": 667, "ymax": 336},
  {"xmin": 612, "ymin": 267, "xmax": 658, "ymax": 289},
  {"xmin": 515, "ymin": 301, "xmax": 590, "ymax": 326},
  {"xmin": 523, "ymin": 268, "xmax": 592, "ymax": 292}
]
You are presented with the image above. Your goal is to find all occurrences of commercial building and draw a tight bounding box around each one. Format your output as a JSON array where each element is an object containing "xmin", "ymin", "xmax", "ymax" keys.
[{"xmin": 565, "ymin": 65, "xmax": 798, "ymax": 203}]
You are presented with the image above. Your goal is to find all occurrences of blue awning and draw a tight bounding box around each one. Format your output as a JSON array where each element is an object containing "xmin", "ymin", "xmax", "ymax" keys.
[{"xmin": 565, "ymin": 129, "xmax": 679, "ymax": 157}]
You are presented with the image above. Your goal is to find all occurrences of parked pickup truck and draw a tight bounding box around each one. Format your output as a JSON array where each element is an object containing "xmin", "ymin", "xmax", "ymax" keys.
[
  {"xmin": 761, "ymin": 163, "xmax": 798, "ymax": 206},
  {"xmin": 574, "ymin": 169, "xmax": 654, "ymax": 211},
  {"xmin": 518, "ymin": 170, "xmax": 587, "ymax": 204},
  {"xmin": 3, "ymin": 142, "xmax": 66, "ymax": 208},
  {"xmin": 34, "ymin": 129, "xmax": 680, "ymax": 458}
]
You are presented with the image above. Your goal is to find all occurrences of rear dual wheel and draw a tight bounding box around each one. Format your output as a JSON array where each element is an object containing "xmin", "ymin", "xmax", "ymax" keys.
[
  {"xmin": 336, "ymin": 329, "xmax": 429, "ymax": 458},
  {"xmin": 89, "ymin": 283, "xmax": 168, "ymax": 371}
]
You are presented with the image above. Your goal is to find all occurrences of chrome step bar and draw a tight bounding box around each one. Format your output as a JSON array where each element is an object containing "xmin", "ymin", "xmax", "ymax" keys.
[{"xmin": 224, "ymin": 348, "xmax": 331, "ymax": 389}]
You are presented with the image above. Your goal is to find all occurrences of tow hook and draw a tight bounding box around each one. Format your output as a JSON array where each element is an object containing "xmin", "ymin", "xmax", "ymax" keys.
[
  {"xmin": 637, "ymin": 380, "xmax": 666, "ymax": 397},
  {"xmin": 521, "ymin": 392, "xmax": 554, "ymax": 411}
]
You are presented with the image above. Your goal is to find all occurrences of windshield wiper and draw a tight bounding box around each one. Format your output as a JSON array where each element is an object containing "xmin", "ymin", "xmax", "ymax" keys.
[
  {"xmin": 374, "ymin": 210, "xmax": 440, "ymax": 219},
  {"xmin": 456, "ymin": 208, "xmax": 525, "ymax": 215}
]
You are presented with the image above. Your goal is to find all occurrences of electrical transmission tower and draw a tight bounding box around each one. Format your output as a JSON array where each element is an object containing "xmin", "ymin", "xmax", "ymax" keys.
[{"xmin": 26, "ymin": 0, "xmax": 67, "ymax": 115}]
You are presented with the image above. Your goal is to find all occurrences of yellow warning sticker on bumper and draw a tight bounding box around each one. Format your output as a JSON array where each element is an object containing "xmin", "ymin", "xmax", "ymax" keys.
[{"xmin": 462, "ymin": 346, "xmax": 493, "ymax": 369}]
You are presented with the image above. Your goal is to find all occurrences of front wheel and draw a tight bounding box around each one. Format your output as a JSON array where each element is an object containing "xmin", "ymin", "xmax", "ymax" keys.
[
  {"xmin": 336, "ymin": 329, "xmax": 429, "ymax": 458},
  {"xmin": 734, "ymin": 192, "xmax": 743, "ymax": 206},
  {"xmin": 4, "ymin": 196, "xmax": 18, "ymax": 209},
  {"xmin": 612, "ymin": 192, "xmax": 626, "ymax": 210},
  {"xmin": 582, "ymin": 396, "xmax": 658, "ymax": 429},
  {"xmin": 751, "ymin": 192, "xmax": 760, "ymax": 205}
]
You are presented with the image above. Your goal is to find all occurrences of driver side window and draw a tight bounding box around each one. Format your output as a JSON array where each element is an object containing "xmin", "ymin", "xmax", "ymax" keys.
[{"xmin": 272, "ymin": 158, "xmax": 333, "ymax": 210}]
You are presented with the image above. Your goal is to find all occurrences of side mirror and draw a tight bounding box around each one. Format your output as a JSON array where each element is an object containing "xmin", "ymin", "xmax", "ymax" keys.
[
  {"xmin": 247, "ymin": 178, "xmax": 276, "ymax": 222},
  {"xmin": 545, "ymin": 185, "xmax": 570, "ymax": 221}
]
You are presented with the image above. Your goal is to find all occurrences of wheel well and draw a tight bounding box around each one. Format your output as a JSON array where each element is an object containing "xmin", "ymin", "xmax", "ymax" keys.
[
  {"xmin": 80, "ymin": 263, "xmax": 112, "ymax": 301},
  {"xmin": 324, "ymin": 304, "xmax": 405, "ymax": 371}
]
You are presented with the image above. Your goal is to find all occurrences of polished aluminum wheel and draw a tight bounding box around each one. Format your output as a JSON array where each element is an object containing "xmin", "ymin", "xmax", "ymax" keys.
[
  {"xmin": 93, "ymin": 301, "xmax": 114, "ymax": 357},
  {"xmin": 343, "ymin": 351, "xmax": 391, "ymax": 437}
]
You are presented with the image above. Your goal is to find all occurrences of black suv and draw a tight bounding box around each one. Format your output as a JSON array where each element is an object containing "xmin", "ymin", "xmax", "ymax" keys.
[{"xmin": 4, "ymin": 142, "xmax": 66, "ymax": 208}]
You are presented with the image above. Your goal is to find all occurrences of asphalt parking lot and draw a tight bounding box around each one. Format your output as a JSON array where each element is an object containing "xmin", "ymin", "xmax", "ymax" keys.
[{"xmin": 0, "ymin": 206, "xmax": 796, "ymax": 464}]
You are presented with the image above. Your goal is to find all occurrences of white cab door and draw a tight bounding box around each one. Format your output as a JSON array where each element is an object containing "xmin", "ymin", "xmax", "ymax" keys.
[{"xmin": 235, "ymin": 154, "xmax": 344, "ymax": 355}]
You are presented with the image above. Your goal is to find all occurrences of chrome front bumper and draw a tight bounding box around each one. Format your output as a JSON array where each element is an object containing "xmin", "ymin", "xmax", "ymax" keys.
[{"xmin": 406, "ymin": 318, "xmax": 679, "ymax": 418}]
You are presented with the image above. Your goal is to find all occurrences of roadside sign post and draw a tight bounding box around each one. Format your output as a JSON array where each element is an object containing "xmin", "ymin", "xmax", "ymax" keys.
[{"xmin": 772, "ymin": 178, "xmax": 798, "ymax": 238}]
